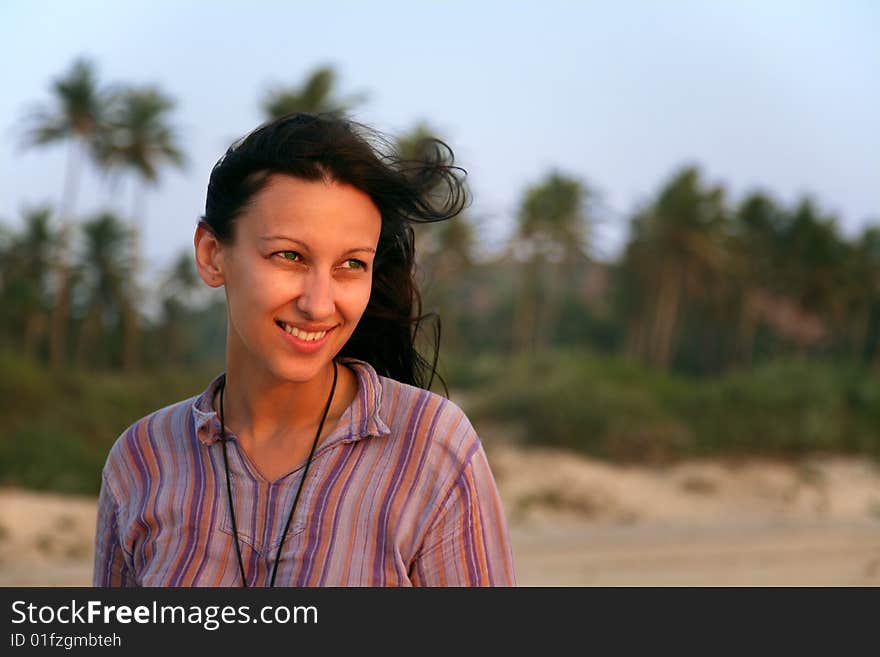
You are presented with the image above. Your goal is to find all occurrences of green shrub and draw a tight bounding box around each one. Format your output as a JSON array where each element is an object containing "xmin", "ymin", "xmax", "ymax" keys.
[
  {"xmin": 0, "ymin": 351, "xmax": 217, "ymax": 495},
  {"xmin": 465, "ymin": 349, "xmax": 880, "ymax": 462}
]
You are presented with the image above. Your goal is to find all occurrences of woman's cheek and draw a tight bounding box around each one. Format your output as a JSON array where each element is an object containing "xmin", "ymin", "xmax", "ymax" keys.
[{"xmin": 353, "ymin": 279, "xmax": 373, "ymax": 314}]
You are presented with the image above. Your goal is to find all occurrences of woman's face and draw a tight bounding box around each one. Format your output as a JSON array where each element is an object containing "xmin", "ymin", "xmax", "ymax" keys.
[{"xmin": 197, "ymin": 174, "xmax": 382, "ymax": 384}]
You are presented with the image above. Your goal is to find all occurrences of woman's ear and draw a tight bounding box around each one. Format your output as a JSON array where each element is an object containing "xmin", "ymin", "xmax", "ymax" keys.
[{"xmin": 194, "ymin": 222, "xmax": 226, "ymax": 288}]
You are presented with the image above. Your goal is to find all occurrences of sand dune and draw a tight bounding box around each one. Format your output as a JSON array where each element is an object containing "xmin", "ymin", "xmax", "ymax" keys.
[{"xmin": 488, "ymin": 444, "xmax": 880, "ymax": 585}]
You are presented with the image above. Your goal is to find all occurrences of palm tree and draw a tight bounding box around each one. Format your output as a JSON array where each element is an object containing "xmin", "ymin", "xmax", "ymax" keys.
[
  {"xmin": 511, "ymin": 171, "xmax": 591, "ymax": 353},
  {"xmin": 396, "ymin": 122, "xmax": 476, "ymax": 353},
  {"xmin": 261, "ymin": 65, "xmax": 366, "ymax": 120},
  {"xmin": 851, "ymin": 226, "xmax": 880, "ymax": 367},
  {"xmin": 774, "ymin": 198, "xmax": 848, "ymax": 357},
  {"xmin": 0, "ymin": 206, "xmax": 58, "ymax": 360},
  {"xmin": 156, "ymin": 250, "xmax": 201, "ymax": 366},
  {"xmin": 100, "ymin": 86, "xmax": 185, "ymax": 189},
  {"xmin": 397, "ymin": 121, "xmax": 475, "ymax": 269},
  {"xmin": 98, "ymin": 85, "xmax": 186, "ymax": 371},
  {"xmin": 74, "ymin": 211, "xmax": 133, "ymax": 370},
  {"xmin": 620, "ymin": 166, "xmax": 729, "ymax": 369},
  {"xmin": 728, "ymin": 192, "xmax": 784, "ymax": 365},
  {"xmin": 21, "ymin": 57, "xmax": 110, "ymax": 369}
]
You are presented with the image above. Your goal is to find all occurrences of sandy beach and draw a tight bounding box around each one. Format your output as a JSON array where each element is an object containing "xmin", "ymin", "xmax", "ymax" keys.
[
  {"xmin": 1, "ymin": 442, "xmax": 879, "ymax": 586},
  {"xmin": 492, "ymin": 443, "xmax": 880, "ymax": 585}
]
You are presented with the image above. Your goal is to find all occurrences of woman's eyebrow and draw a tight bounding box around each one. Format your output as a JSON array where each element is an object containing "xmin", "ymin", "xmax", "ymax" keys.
[{"xmin": 259, "ymin": 235, "xmax": 376, "ymax": 254}]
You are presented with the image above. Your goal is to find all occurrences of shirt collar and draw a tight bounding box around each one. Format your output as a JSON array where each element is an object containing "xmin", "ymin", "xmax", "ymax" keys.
[{"xmin": 191, "ymin": 357, "xmax": 391, "ymax": 446}]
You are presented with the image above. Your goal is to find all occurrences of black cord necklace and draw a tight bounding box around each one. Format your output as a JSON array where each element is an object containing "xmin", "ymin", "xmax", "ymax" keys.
[{"xmin": 218, "ymin": 359, "xmax": 337, "ymax": 587}]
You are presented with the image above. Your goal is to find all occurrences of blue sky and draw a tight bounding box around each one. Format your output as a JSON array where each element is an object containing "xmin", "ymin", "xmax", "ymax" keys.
[{"xmin": 1, "ymin": 1, "xmax": 877, "ymax": 279}]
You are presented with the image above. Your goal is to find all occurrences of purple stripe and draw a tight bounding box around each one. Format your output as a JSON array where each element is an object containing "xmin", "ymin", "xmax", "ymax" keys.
[
  {"xmin": 401, "ymin": 396, "xmax": 444, "ymax": 514},
  {"xmin": 144, "ymin": 412, "xmax": 164, "ymax": 579},
  {"xmin": 456, "ymin": 440, "xmax": 483, "ymax": 583},
  {"xmin": 264, "ymin": 480, "xmax": 294, "ymax": 584},
  {"xmin": 96, "ymin": 485, "xmax": 117, "ymax": 585},
  {"xmin": 371, "ymin": 389, "xmax": 429, "ymax": 583},
  {"xmin": 317, "ymin": 443, "xmax": 366, "ymax": 586},
  {"xmin": 190, "ymin": 414, "xmax": 222, "ymax": 584},
  {"xmin": 474, "ymin": 457, "xmax": 497, "ymax": 585},
  {"xmin": 458, "ymin": 467, "xmax": 481, "ymax": 584},
  {"xmin": 169, "ymin": 414, "xmax": 207, "ymax": 585},
  {"xmin": 296, "ymin": 447, "xmax": 349, "ymax": 585},
  {"xmin": 126, "ymin": 423, "xmax": 152, "ymax": 576},
  {"xmin": 247, "ymin": 472, "xmax": 259, "ymax": 586},
  {"xmin": 264, "ymin": 482, "xmax": 280, "ymax": 553},
  {"xmin": 358, "ymin": 371, "xmax": 369, "ymax": 434},
  {"xmin": 398, "ymin": 397, "xmax": 453, "ymax": 555}
]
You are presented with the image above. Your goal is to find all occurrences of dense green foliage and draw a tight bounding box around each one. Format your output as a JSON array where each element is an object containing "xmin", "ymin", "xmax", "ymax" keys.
[
  {"xmin": 0, "ymin": 351, "xmax": 217, "ymax": 495},
  {"xmin": 452, "ymin": 349, "xmax": 880, "ymax": 463}
]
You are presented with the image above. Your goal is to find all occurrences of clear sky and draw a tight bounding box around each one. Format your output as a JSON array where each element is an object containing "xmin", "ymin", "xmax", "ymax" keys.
[{"xmin": 1, "ymin": 0, "xmax": 877, "ymax": 280}]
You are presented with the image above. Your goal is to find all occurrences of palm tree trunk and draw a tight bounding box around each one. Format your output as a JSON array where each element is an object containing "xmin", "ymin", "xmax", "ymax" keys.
[
  {"xmin": 625, "ymin": 315, "xmax": 643, "ymax": 359},
  {"xmin": 22, "ymin": 312, "xmax": 46, "ymax": 361},
  {"xmin": 49, "ymin": 140, "xmax": 82, "ymax": 371},
  {"xmin": 863, "ymin": 299, "xmax": 880, "ymax": 368},
  {"xmin": 513, "ymin": 255, "xmax": 541, "ymax": 354},
  {"xmin": 735, "ymin": 289, "xmax": 759, "ymax": 368},
  {"xmin": 123, "ymin": 298, "xmax": 139, "ymax": 371},
  {"xmin": 650, "ymin": 262, "xmax": 681, "ymax": 369},
  {"xmin": 625, "ymin": 278, "xmax": 651, "ymax": 360},
  {"xmin": 433, "ymin": 273, "xmax": 461, "ymax": 355},
  {"xmin": 538, "ymin": 259, "xmax": 571, "ymax": 352},
  {"xmin": 164, "ymin": 302, "xmax": 182, "ymax": 366},
  {"xmin": 75, "ymin": 305, "xmax": 100, "ymax": 369},
  {"xmin": 123, "ymin": 182, "xmax": 143, "ymax": 372}
]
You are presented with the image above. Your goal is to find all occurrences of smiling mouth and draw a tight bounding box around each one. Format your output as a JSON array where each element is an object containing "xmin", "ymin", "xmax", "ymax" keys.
[{"xmin": 275, "ymin": 320, "xmax": 335, "ymax": 342}]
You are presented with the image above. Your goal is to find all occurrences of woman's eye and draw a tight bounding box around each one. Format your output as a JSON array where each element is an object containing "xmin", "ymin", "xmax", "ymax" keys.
[
  {"xmin": 345, "ymin": 259, "xmax": 366, "ymax": 271},
  {"xmin": 277, "ymin": 251, "xmax": 303, "ymax": 262}
]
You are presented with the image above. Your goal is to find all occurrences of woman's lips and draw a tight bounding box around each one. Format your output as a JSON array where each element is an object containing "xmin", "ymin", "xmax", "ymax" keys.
[{"xmin": 276, "ymin": 321, "xmax": 335, "ymax": 353}]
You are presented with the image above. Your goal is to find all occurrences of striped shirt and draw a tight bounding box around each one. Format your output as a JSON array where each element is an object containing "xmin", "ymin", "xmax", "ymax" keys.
[{"xmin": 93, "ymin": 357, "xmax": 516, "ymax": 587}]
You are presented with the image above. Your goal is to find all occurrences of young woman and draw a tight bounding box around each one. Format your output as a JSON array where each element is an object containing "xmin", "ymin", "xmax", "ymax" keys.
[{"xmin": 92, "ymin": 113, "xmax": 516, "ymax": 586}]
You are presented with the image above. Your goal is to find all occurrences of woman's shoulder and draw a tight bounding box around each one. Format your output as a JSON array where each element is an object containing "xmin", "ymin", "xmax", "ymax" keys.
[
  {"xmin": 379, "ymin": 374, "xmax": 471, "ymax": 422},
  {"xmin": 101, "ymin": 393, "xmax": 202, "ymax": 485},
  {"xmin": 375, "ymin": 373, "xmax": 483, "ymax": 469}
]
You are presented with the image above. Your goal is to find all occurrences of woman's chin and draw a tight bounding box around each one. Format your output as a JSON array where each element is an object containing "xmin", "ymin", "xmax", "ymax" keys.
[{"xmin": 270, "ymin": 359, "xmax": 334, "ymax": 385}]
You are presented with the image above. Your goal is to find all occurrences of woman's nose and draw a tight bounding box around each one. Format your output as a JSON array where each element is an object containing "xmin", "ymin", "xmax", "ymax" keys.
[{"xmin": 295, "ymin": 269, "xmax": 335, "ymax": 319}]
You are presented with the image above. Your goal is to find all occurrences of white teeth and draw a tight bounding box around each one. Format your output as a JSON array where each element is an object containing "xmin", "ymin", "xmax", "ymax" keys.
[{"xmin": 280, "ymin": 323, "xmax": 328, "ymax": 341}]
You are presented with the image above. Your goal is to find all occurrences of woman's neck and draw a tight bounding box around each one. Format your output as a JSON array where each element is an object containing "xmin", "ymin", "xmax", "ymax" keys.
[{"xmin": 216, "ymin": 357, "xmax": 355, "ymax": 450}]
